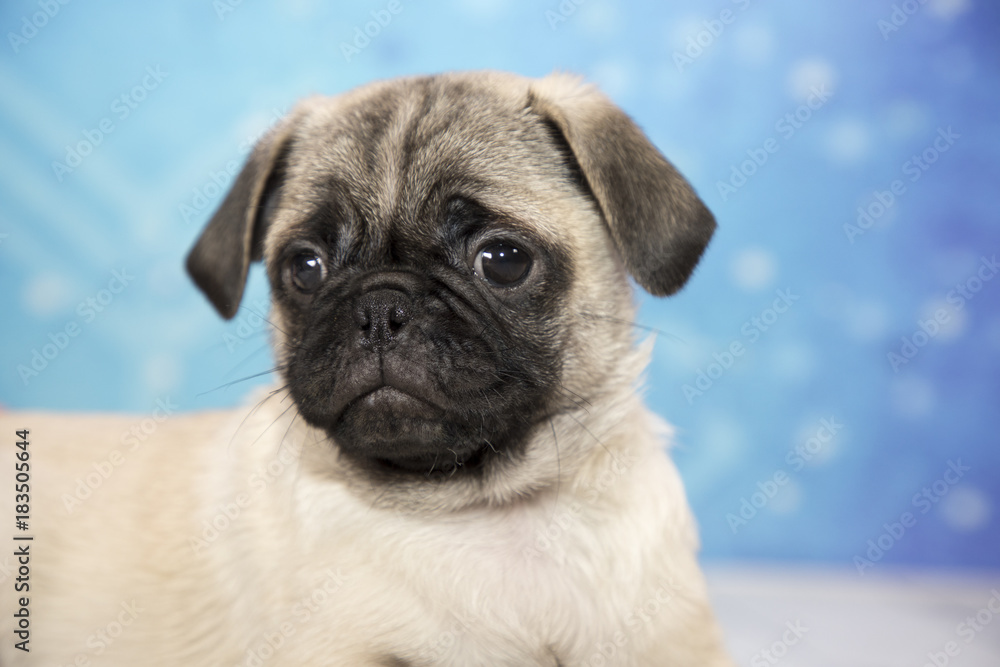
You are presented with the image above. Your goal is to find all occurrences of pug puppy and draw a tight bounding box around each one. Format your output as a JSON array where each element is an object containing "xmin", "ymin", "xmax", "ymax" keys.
[{"xmin": 0, "ymin": 71, "xmax": 731, "ymax": 666}]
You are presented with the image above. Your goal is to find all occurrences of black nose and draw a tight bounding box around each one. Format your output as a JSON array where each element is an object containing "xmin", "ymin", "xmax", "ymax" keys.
[{"xmin": 353, "ymin": 289, "xmax": 412, "ymax": 352}]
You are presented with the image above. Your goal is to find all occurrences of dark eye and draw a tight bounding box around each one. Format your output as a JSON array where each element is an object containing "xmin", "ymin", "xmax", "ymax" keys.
[
  {"xmin": 474, "ymin": 243, "xmax": 532, "ymax": 286},
  {"xmin": 288, "ymin": 251, "xmax": 326, "ymax": 293}
]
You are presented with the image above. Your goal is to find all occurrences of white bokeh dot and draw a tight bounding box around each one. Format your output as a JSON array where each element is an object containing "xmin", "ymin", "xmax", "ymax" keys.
[
  {"xmin": 23, "ymin": 273, "xmax": 75, "ymax": 317},
  {"xmin": 919, "ymin": 297, "xmax": 967, "ymax": 342},
  {"xmin": 731, "ymin": 247, "xmax": 777, "ymax": 292},
  {"xmin": 143, "ymin": 354, "xmax": 183, "ymax": 396},
  {"xmin": 578, "ymin": 2, "xmax": 624, "ymax": 39},
  {"xmin": 591, "ymin": 60, "xmax": 634, "ymax": 99},
  {"xmin": 825, "ymin": 119, "xmax": 871, "ymax": 163},
  {"xmin": 700, "ymin": 417, "xmax": 748, "ymax": 462},
  {"xmin": 457, "ymin": 0, "xmax": 508, "ymax": 19},
  {"xmin": 733, "ymin": 23, "xmax": 775, "ymax": 67},
  {"xmin": 787, "ymin": 58, "xmax": 837, "ymax": 102},
  {"xmin": 940, "ymin": 486, "xmax": 991, "ymax": 532},
  {"xmin": 928, "ymin": 0, "xmax": 972, "ymax": 20},
  {"xmin": 134, "ymin": 214, "xmax": 168, "ymax": 247},
  {"xmin": 280, "ymin": 0, "xmax": 320, "ymax": 19}
]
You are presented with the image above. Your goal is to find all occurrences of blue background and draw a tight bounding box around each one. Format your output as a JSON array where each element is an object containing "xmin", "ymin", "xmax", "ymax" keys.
[{"xmin": 1, "ymin": 0, "xmax": 997, "ymax": 571}]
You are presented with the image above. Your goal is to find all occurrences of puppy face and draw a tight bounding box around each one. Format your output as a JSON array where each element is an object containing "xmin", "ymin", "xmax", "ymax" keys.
[{"xmin": 187, "ymin": 71, "xmax": 714, "ymax": 499}]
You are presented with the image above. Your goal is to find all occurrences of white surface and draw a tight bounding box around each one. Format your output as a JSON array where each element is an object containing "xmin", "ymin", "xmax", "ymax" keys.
[{"xmin": 706, "ymin": 564, "xmax": 1000, "ymax": 666}]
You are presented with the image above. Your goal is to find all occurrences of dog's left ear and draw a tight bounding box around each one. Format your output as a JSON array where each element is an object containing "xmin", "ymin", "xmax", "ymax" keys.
[
  {"xmin": 529, "ymin": 73, "xmax": 715, "ymax": 296},
  {"xmin": 185, "ymin": 111, "xmax": 300, "ymax": 319}
]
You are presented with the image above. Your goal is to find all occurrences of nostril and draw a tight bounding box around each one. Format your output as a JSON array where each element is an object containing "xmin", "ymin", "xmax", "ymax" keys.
[
  {"xmin": 356, "ymin": 313, "xmax": 370, "ymax": 331},
  {"xmin": 388, "ymin": 305, "xmax": 410, "ymax": 332},
  {"xmin": 353, "ymin": 304, "xmax": 372, "ymax": 331}
]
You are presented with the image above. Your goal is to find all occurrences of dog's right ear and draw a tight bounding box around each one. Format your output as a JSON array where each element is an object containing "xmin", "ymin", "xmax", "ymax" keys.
[{"xmin": 185, "ymin": 113, "xmax": 299, "ymax": 320}]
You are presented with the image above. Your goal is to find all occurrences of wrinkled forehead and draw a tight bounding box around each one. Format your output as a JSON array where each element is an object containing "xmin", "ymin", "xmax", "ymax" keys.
[{"xmin": 272, "ymin": 76, "xmax": 580, "ymax": 245}]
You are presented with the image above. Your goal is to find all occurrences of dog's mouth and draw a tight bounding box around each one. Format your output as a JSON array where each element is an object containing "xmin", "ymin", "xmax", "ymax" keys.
[
  {"xmin": 342, "ymin": 385, "xmax": 444, "ymax": 422},
  {"xmin": 373, "ymin": 441, "xmax": 491, "ymax": 474},
  {"xmin": 330, "ymin": 383, "xmax": 492, "ymax": 474}
]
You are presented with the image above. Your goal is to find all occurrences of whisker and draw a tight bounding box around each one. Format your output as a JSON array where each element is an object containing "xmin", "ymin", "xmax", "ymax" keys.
[
  {"xmin": 366, "ymin": 485, "xmax": 392, "ymax": 515},
  {"xmin": 243, "ymin": 304, "xmax": 294, "ymax": 339},
  {"xmin": 548, "ymin": 417, "xmax": 561, "ymax": 519},
  {"xmin": 565, "ymin": 411, "xmax": 621, "ymax": 467},
  {"xmin": 197, "ymin": 366, "xmax": 286, "ymax": 397},
  {"xmin": 247, "ymin": 402, "xmax": 299, "ymax": 449},
  {"xmin": 489, "ymin": 369, "xmax": 592, "ymax": 413},
  {"xmin": 278, "ymin": 411, "xmax": 304, "ymax": 517},
  {"xmin": 227, "ymin": 384, "xmax": 289, "ymax": 453},
  {"xmin": 580, "ymin": 311, "xmax": 688, "ymax": 345},
  {"xmin": 223, "ymin": 343, "xmax": 276, "ymax": 379}
]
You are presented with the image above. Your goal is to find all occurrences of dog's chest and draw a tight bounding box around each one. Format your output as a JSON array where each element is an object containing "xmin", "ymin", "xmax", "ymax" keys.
[{"xmin": 296, "ymin": 496, "xmax": 641, "ymax": 666}]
